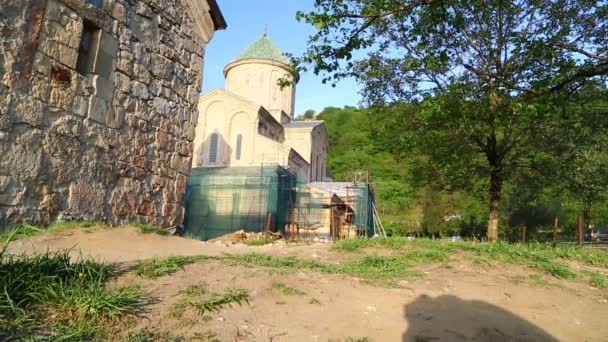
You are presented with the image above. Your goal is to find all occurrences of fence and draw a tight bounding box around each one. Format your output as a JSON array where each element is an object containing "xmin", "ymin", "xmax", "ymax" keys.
[{"xmin": 184, "ymin": 166, "xmax": 375, "ymax": 241}]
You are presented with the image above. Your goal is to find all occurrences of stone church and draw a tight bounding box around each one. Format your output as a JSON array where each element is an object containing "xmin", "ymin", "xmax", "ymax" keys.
[
  {"xmin": 192, "ymin": 34, "xmax": 331, "ymax": 182},
  {"xmin": 0, "ymin": 0, "xmax": 225, "ymax": 227}
]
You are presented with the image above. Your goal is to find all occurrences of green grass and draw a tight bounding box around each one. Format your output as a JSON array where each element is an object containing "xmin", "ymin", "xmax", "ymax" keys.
[
  {"xmin": 127, "ymin": 328, "xmax": 185, "ymax": 342},
  {"xmin": 333, "ymin": 238, "xmax": 608, "ymax": 279},
  {"xmin": 590, "ymin": 273, "xmax": 608, "ymax": 289},
  {"xmin": 134, "ymin": 256, "xmax": 199, "ymax": 279},
  {"xmin": 272, "ymin": 281, "xmax": 306, "ymax": 296},
  {"xmin": 130, "ymin": 223, "xmax": 170, "ymax": 236},
  {"xmin": 178, "ymin": 283, "xmax": 209, "ymax": 297},
  {"xmin": 243, "ymin": 239, "xmax": 269, "ymax": 246},
  {"xmin": 226, "ymin": 252, "xmax": 426, "ymax": 283},
  {"xmin": 0, "ymin": 236, "xmax": 144, "ymax": 340},
  {"xmin": 173, "ymin": 287, "xmax": 251, "ymax": 317},
  {"xmin": 0, "ymin": 221, "xmax": 101, "ymax": 242}
]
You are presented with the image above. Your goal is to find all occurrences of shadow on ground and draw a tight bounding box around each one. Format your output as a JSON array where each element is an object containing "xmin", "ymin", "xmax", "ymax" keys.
[{"xmin": 403, "ymin": 295, "xmax": 558, "ymax": 342}]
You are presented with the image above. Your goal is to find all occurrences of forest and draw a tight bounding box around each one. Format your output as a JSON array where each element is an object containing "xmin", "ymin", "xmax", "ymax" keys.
[{"xmin": 311, "ymin": 102, "xmax": 608, "ymax": 241}]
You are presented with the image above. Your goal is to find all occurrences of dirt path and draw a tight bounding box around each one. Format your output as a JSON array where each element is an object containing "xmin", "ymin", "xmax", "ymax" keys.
[{"xmin": 6, "ymin": 228, "xmax": 608, "ymax": 341}]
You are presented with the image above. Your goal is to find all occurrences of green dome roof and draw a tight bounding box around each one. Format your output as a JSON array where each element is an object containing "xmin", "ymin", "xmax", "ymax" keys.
[{"xmin": 232, "ymin": 34, "xmax": 290, "ymax": 65}]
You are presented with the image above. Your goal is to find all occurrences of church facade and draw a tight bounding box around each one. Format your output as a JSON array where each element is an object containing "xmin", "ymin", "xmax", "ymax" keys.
[{"xmin": 192, "ymin": 35, "xmax": 331, "ymax": 182}]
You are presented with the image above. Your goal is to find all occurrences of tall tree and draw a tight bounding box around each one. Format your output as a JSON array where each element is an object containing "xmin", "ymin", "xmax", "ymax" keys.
[{"xmin": 295, "ymin": 0, "xmax": 608, "ymax": 240}]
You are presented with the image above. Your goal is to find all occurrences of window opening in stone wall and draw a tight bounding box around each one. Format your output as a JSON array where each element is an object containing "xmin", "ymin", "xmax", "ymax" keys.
[
  {"xmin": 88, "ymin": 0, "xmax": 103, "ymax": 8},
  {"xmin": 209, "ymin": 133, "xmax": 219, "ymax": 163},
  {"xmin": 235, "ymin": 134, "xmax": 243, "ymax": 161},
  {"xmin": 76, "ymin": 20, "xmax": 99, "ymax": 75}
]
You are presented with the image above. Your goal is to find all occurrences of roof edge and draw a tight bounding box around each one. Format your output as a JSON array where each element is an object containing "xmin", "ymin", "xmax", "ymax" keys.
[{"xmin": 207, "ymin": 0, "xmax": 227, "ymax": 30}]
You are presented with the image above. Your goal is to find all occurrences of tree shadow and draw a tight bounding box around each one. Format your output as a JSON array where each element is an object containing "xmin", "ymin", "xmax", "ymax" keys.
[{"xmin": 403, "ymin": 294, "xmax": 558, "ymax": 342}]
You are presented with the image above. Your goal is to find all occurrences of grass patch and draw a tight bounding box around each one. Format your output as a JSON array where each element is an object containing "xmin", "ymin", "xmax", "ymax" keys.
[
  {"xmin": 131, "ymin": 223, "xmax": 170, "ymax": 236},
  {"xmin": 226, "ymin": 253, "xmax": 424, "ymax": 283},
  {"xmin": 333, "ymin": 238, "xmax": 410, "ymax": 252},
  {"xmin": 0, "ymin": 221, "xmax": 101, "ymax": 242},
  {"xmin": 173, "ymin": 287, "xmax": 251, "ymax": 317},
  {"xmin": 590, "ymin": 273, "xmax": 608, "ymax": 289},
  {"xmin": 0, "ymin": 237, "xmax": 144, "ymax": 340},
  {"xmin": 243, "ymin": 239, "xmax": 269, "ymax": 246},
  {"xmin": 335, "ymin": 238, "xmax": 608, "ymax": 279},
  {"xmin": 127, "ymin": 328, "xmax": 184, "ymax": 342},
  {"xmin": 272, "ymin": 282, "xmax": 306, "ymax": 296},
  {"xmin": 134, "ymin": 256, "xmax": 199, "ymax": 279},
  {"xmin": 179, "ymin": 283, "xmax": 209, "ymax": 297}
]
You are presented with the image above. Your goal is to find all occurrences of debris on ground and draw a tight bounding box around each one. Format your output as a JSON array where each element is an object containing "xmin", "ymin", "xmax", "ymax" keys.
[{"xmin": 207, "ymin": 230, "xmax": 282, "ymax": 245}]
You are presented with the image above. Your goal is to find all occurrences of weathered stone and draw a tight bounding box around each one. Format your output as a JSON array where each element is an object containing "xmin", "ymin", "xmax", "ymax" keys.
[
  {"xmin": 132, "ymin": 81, "xmax": 149, "ymax": 99},
  {"xmin": 88, "ymin": 96, "xmax": 108, "ymax": 123},
  {"xmin": 151, "ymin": 54, "xmax": 173, "ymax": 79},
  {"xmin": 133, "ymin": 63, "xmax": 151, "ymax": 85},
  {"xmin": 91, "ymin": 75, "xmax": 115, "ymax": 102},
  {"xmin": 72, "ymin": 96, "xmax": 90, "ymax": 117},
  {"xmin": 0, "ymin": 0, "xmax": 220, "ymax": 227},
  {"xmin": 106, "ymin": 106, "xmax": 125, "ymax": 129},
  {"xmin": 49, "ymin": 87, "xmax": 74, "ymax": 111},
  {"xmin": 152, "ymin": 96, "xmax": 171, "ymax": 116},
  {"xmin": 67, "ymin": 181, "xmax": 105, "ymax": 214}
]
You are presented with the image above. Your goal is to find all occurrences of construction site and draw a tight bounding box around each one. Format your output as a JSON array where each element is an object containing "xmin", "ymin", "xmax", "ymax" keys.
[{"xmin": 184, "ymin": 166, "xmax": 384, "ymax": 242}]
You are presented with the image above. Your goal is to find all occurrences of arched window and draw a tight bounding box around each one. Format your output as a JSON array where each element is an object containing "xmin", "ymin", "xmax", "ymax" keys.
[
  {"xmin": 235, "ymin": 134, "xmax": 243, "ymax": 161},
  {"xmin": 209, "ymin": 133, "xmax": 218, "ymax": 163}
]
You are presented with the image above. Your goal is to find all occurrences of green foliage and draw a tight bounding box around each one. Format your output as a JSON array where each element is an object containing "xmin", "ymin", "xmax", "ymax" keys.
[
  {"xmin": 336, "ymin": 237, "xmax": 608, "ymax": 278},
  {"xmin": 131, "ymin": 223, "xmax": 170, "ymax": 236},
  {"xmin": 173, "ymin": 287, "xmax": 251, "ymax": 316},
  {"xmin": 0, "ymin": 221, "xmax": 101, "ymax": 242},
  {"xmin": 297, "ymin": 0, "xmax": 608, "ymax": 240},
  {"xmin": 134, "ymin": 256, "xmax": 199, "ymax": 279},
  {"xmin": 589, "ymin": 273, "xmax": 608, "ymax": 289},
  {"xmin": 0, "ymin": 239, "xmax": 143, "ymax": 340}
]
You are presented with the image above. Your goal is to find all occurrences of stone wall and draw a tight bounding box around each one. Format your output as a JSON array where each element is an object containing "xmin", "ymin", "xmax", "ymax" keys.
[{"xmin": 0, "ymin": 0, "xmax": 219, "ymax": 227}]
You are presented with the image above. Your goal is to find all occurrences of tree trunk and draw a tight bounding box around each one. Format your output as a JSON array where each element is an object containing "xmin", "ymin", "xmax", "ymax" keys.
[{"xmin": 487, "ymin": 170, "xmax": 502, "ymax": 241}]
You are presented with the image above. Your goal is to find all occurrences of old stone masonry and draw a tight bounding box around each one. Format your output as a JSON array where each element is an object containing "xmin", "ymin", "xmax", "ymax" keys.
[{"xmin": 0, "ymin": 0, "xmax": 225, "ymax": 227}]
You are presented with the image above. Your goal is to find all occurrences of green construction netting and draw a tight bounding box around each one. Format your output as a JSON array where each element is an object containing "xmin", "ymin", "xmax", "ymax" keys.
[{"xmin": 184, "ymin": 166, "xmax": 374, "ymax": 240}]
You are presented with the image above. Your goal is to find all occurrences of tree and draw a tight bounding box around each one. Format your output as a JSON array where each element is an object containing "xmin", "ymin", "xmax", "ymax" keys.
[
  {"xmin": 303, "ymin": 109, "xmax": 316, "ymax": 119},
  {"xmin": 295, "ymin": 0, "xmax": 608, "ymax": 240}
]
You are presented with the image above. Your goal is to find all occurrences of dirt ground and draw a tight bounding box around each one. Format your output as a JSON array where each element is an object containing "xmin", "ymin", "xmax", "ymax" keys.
[{"xmin": 7, "ymin": 227, "xmax": 608, "ymax": 341}]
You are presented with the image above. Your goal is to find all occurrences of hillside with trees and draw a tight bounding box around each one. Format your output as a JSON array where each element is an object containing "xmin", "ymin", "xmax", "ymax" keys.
[
  {"xmin": 296, "ymin": 0, "xmax": 608, "ymax": 240},
  {"xmin": 317, "ymin": 103, "xmax": 608, "ymax": 240}
]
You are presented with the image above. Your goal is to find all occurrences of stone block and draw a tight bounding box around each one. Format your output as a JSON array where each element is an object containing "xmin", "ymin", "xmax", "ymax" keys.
[
  {"xmin": 133, "ymin": 63, "xmax": 151, "ymax": 85},
  {"xmin": 90, "ymin": 74, "xmax": 114, "ymax": 102},
  {"xmin": 116, "ymin": 51, "xmax": 133, "ymax": 76},
  {"xmin": 114, "ymin": 72, "xmax": 131, "ymax": 93},
  {"xmin": 67, "ymin": 181, "xmax": 105, "ymax": 214},
  {"xmin": 170, "ymin": 153, "xmax": 190, "ymax": 174},
  {"xmin": 112, "ymin": 2, "xmax": 127, "ymax": 23},
  {"xmin": 94, "ymin": 32, "xmax": 119, "ymax": 78},
  {"xmin": 131, "ymin": 14, "xmax": 159, "ymax": 48},
  {"xmin": 106, "ymin": 106, "xmax": 125, "ymax": 129},
  {"xmin": 72, "ymin": 96, "xmax": 89, "ymax": 117},
  {"xmin": 132, "ymin": 81, "xmax": 149, "ymax": 99},
  {"xmin": 49, "ymin": 87, "xmax": 74, "ymax": 111},
  {"xmin": 88, "ymin": 96, "xmax": 108, "ymax": 123},
  {"xmin": 138, "ymin": 199, "xmax": 156, "ymax": 216},
  {"xmin": 161, "ymin": 202, "xmax": 179, "ymax": 225},
  {"xmin": 14, "ymin": 99, "xmax": 46, "ymax": 127},
  {"xmin": 151, "ymin": 54, "xmax": 173, "ymax": 79},
  {"xmin": 153, "ymin": 97, "xmax": 171, "ymax": 116}
]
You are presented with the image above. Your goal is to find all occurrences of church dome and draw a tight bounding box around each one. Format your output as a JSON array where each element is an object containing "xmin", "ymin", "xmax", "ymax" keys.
[
  {"xmin": 233, "ymin": 34, "xmax": 290, "ymax": 64},
  {"xmin": 224, "ymin": 34, "xmax": 299, "ymax": 81}
]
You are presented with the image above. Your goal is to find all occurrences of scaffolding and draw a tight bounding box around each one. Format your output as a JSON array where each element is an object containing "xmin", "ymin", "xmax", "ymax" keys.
[{"xmin": 184, "ymin": 166, "xmax": 376, "ymax": 241}]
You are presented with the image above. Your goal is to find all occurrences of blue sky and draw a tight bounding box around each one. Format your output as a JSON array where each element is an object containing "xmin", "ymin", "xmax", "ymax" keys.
[{"xmin": 202, "ymin": 0, "xmax": 362, "ymax": 115}]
